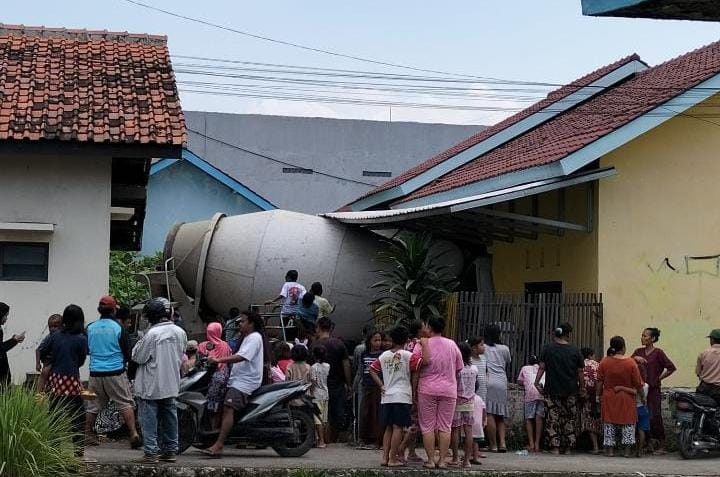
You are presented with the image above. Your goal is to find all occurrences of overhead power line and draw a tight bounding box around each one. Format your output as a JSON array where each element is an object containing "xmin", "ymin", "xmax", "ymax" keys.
[
  {"xmin": 186, "ymin": 128, "xmax": 379, "ymax": 187},
  {"xmin": 120, "ymin": 0, "xmax": 500, "ymax": 81}
]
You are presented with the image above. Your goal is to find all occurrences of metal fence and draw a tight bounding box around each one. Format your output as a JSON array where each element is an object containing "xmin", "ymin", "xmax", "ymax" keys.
[{"xmin": 454, "ymin": 291, "xmax": 603, "ymax": 381}]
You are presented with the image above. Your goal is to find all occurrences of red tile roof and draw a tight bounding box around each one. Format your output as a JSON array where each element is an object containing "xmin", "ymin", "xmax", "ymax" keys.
[
  {"xmin": 396, "ymin": 41, "xmax": 720, "ymax": 205},
  {"xmin": 352, "ymin": 54, "xmax": 642, "ymax": 205},
  {"xmin": 0, "ymin": 24, "xmax": 185, "ymax": 146}
]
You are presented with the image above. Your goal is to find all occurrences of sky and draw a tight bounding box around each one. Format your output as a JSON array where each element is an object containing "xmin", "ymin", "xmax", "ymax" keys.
[{"xmin": 4, "ymin": 0, "xmax": 720, "ymax": 125}]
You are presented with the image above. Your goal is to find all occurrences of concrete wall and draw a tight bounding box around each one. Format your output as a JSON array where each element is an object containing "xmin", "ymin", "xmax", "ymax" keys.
[
  {"xmin": 598, "ymin": 97, "xmax": 720, "ymax": 387},
  {"xmin": 0, "ymin": 153, "xmax": 112, "ymax": 383},
  {"xmin": 141, "ymin": 160, "xmax": 263, "ymax": 254},
  {"xmin": 186, "ymin": 112, "xmax": 482, "ymax": 214},
  {"xmin": 492, "ymin": 184, "xmax": 599, "ymax": 294}
]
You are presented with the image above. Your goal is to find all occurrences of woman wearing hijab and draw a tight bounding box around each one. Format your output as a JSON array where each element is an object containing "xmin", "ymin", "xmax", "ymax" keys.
[{"xmin": 198, "ymin": 322, "xmax": 233, "ymax": 425}]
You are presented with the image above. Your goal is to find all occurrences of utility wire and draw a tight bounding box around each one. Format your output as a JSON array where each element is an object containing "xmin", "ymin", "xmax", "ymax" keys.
[
  {"xmin": 186, "ymin": 128, "xmax": 379, "ymax": 187},
  {"xmin": 120, "ymin": 0, "xmax": 501, "ymax": 81}
]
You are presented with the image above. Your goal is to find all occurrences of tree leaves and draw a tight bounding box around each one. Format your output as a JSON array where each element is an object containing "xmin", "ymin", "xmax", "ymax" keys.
[
  {"xmin": 370, "ymin": 232, "xmax": 459, "ymax": 328},
  {"xmin": 109, "ymin": 251, "xmax": 163, "ymax": 306}
]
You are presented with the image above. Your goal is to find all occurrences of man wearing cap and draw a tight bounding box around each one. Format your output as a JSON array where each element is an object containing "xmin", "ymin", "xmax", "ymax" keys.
[
  {"xmin": 85, "ymin": 295, "xmax": 142, "ymax": 449},
  {"xmin": 696, "ymin": 329, "xmax": 720, "ymax": 404}
]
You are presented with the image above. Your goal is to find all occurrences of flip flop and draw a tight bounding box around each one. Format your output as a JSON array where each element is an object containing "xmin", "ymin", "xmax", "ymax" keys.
[
  {"xmin": 199, "ymin": 449, "xmax": 222, "ymax": 459},
  {"xmin": 387, "ymin": 462, "xmax": 406, "ymax": 467},
  {"xmin": 469, "ymin": 459, "xmax": 483, "ymax": 465}
]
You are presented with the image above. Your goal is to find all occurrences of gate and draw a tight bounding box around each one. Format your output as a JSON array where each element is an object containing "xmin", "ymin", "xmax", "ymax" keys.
[{"xmin": 454, "ymin": 292, "xmax": 603, "ymax": 381}]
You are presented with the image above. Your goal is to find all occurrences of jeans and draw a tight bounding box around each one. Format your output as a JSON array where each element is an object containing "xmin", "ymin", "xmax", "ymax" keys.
[{"xmin": 137, "ymin": 397, "xmax": 179, "ymax": 456}]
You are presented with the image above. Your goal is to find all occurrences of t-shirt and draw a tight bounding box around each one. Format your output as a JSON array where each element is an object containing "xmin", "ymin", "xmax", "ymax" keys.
[
  {"xmin": 470, "ymin": 355, "xmax": 488, "ymax": 401},
  {"xmin": 286, "ymin": 361, "xmax": 311, "ymax": 382},
  {"xmin": 280, "ymin": 282, "xmax": 306, "ymax": 315},
  {"xmin": 369, "ymin": 349, "xmax": 421, "ymax": 404},
  {"xmin": 412, "ymin": 336, "xmax": 464, "ymax": 398},
  {"xmin": 517, "ymin": 364, "xmax": 542, "ymax": 402},
  {"xmin": 539, "ymin": 342, "xmax": 584, "ymax": 397},
  {"xmin": 312, "ymin": 337, "xmax": 349, "ymax": 387},
  {"xmin": 457, "ymin": 364, "xmax": 479, "ymax": 404},
  {"xmin": 314, "ymin": 296, "xmax": 333, "ymax": 318},
  {"xmin": 361, "ymin": 350, "xmax": 383, "ymax": 387},
  {"xmin": 296, "ymin": 303, "xmax": 319, "ymax": 323},
  {"xmin": 38, "ymin": 331, "xmax": 87, "ymax": 377},
  {"xmin": 310, "ymin": 362, "xmax": 330, "ymax": 400},
  {"xmin": 228, "ymin": 331, "xmax": 264, "ymax": 395}
]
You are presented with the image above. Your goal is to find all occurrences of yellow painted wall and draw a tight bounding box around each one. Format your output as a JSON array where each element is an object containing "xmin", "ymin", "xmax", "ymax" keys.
[
  {"xmin": 599, "ymin": 97, "xmax": 720, "ymax": 386},
  {"xmin": 492, "ymin": 184, "xmax": 598, "ymax": 293}
]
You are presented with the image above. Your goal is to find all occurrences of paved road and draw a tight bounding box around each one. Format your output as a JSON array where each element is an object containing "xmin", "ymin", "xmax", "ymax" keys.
[{"xmin": 88, "ymin": 442, "xmax": 718, "ymax": 475}]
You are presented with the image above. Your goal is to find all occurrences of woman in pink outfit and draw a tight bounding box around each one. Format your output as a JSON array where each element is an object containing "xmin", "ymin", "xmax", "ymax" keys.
[
  {"xmin": 413, "ymin": 317, "xmax": 463, "ymax": 469},
  {"xmin": 198, "ymin": 322, "xmax": 233, "ymax": 422}
]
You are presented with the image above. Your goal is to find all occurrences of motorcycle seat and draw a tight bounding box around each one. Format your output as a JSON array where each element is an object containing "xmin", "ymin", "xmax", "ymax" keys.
[
  {"xmin": 677, "ymin": 391, "xmax": 718, "ymax": 408},
  {"xmin": 251, "ymin": 381, "xmax": 303, "ymax": 397}
]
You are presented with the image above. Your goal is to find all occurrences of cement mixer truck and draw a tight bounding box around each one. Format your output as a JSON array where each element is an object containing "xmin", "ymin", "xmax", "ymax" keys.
[{"xmin": 146, "ymin": 210, "xmax": 388, "ymax": 341}]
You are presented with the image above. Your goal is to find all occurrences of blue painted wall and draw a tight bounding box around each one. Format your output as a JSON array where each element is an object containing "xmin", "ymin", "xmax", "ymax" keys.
[{"xmin": 141, "ymin": 160, "xmax": 264, "ymax": 254}]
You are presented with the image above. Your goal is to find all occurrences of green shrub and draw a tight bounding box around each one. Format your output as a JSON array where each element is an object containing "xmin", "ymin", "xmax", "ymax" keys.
[{"xmin": 0, "ymin": 386, "xmax": 82, "ymax": 476}]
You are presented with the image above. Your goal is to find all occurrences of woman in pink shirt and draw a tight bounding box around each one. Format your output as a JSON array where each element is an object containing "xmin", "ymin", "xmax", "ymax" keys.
[{"xmin": 413, "ymin": 317, "xmax": 463, "ymax": 469}]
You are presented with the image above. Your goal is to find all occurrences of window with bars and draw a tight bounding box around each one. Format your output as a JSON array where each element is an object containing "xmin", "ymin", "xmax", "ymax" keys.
[{"xmin": 0, "ymin": 242, "xmax": 49, "ymax": 281}]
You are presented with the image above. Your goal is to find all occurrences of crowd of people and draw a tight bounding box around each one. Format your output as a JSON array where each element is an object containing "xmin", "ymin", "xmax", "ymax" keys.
[{"xmin": 1, "ymin": 267, "xmax": 720, "ymax": 467}]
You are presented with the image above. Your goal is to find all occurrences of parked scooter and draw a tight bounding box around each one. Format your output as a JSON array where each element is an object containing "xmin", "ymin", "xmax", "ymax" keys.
[
  {"xmin": 176, "ymin": 358, "xmax": 316, "ymax": 456},
  {"xmin": 672, "ymin": 390, "xmax": 720, "ymax": 458}
]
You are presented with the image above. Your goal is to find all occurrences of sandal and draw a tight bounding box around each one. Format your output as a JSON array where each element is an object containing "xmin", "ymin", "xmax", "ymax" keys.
[
  {"xmin": 199, "ymin": 449, "xmax": 222, "ymax": 459},
  {"xmin": 469, "ymin": 459, "xmax": 483, "ymax": 465}
]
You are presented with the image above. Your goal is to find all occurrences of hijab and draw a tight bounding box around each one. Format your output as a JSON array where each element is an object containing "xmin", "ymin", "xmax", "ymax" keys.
[{"xmin": 198, "ymin": 322, "xmax": 233, "ymax": 370}]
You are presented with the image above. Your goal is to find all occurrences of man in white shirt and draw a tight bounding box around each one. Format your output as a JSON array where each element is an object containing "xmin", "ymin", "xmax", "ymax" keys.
[{"xmin": 202, "ymin": 311, "xmax": 265, "ymax": 458}]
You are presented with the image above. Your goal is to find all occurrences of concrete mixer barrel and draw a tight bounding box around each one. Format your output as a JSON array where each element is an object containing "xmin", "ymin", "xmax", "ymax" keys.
[{"xmin": 164, "ymin": 210, "xmax": 388, "ymax": 339}]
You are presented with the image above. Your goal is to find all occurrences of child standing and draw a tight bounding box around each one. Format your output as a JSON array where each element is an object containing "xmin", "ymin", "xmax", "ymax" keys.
[
  {"xmin": 471, "ymin": 394, "xmax": 487, "ymax": 464},
  {"xmin": 369, "ymin": 326, "xmax": 421, "ymax": 467},
  {"xmin": 580, "ymin": 347, "xmax": 601, "ymax": 454},
  {"xmin": 35, "ymin": 314, "xmax": 62, "ymax": 391},
  {"xmin": 310, "ymin": 345, "xmax": 330, "ymax": 448},
  {"xmin": 450, "ymin": 342, "xmax": 479, "ymax": 468},
  {"xmin": 636, "ymin": 363, "xmax": 650, "ymax": 456},
  {"xmin": 360, "ymin": 330, "xmax": 384, "ymax": 449},
  {"xmin": 285, "ymin": 344, "xmax": 311, "ymax": 382},
  {"xmin": 517, "ymin": 355, "xmax": 544, "ymax": 452},
  {"xmin": 397, "ymin": 320, "xmax": 425, "ymax": 464}
]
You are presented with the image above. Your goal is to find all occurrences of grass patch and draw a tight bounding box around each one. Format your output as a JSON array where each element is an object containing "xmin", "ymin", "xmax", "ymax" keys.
[{"xmin": 0, "ymin": 386, "xmax": 82, "ymax": 476}]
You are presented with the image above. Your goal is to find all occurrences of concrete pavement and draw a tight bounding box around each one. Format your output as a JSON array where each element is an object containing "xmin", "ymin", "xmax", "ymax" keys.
[{"xmin": 87, "ymin": 441, "xmax": 718, "ymax": 476}]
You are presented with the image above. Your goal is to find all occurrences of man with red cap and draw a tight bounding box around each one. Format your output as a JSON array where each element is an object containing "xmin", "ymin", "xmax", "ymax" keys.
[{"xmin": 85, "ymin": 295, "xmax": 141, "ymax": 449}]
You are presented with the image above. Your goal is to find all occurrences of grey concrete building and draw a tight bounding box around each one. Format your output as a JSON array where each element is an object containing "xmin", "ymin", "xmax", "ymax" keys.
[{"xmin": 185, "ymin": 111, "xmax": 482, "ymax": 214}]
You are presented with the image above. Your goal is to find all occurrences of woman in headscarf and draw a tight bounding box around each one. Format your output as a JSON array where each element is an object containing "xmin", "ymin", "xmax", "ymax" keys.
[{"xmin": 198, "ymin": 321, "xmax": 233, "ymax": 425}]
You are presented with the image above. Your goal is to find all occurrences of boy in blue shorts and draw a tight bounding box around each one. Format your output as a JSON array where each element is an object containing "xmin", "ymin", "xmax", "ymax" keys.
[{"xmin": 636, "ymin": 363, "xmax": 650, "ymax": 456}]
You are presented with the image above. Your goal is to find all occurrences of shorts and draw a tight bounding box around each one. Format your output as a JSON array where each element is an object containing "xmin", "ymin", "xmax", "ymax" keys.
[
  {"xmin": 86, "ymin": 374, "xmax": 135, "ymax": 414},
  {"xmin": 637, "ymin": 405, "xmax": 650, "ymax": 432},
  {"xmin": 224, "ymin": 387, "xmax": 250, "ymax": 411},
  {"xmin": 314, "ymin": 399, "xmax": 329, "ymax": 425},
  {"xmin": 452, "ymin": 410, "xmax": 474, "ymax": 428},
  {"xmin": 380, "ymin": 403, "xmax": 412, "ymax": 428},
  {"xmin": 524, "ymin": 400, "xmax": 545, "ymax": 419},
  {"xmin": 418, "ymin": 393, "xmax": 456, "ymax": 434}
]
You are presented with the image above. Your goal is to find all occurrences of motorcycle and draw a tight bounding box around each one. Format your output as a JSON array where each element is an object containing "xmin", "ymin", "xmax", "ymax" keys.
[
  {"xmin": 176, "ymin": 359, "xmax": 316, "ymax": 457},
  {"xmin": 672, "ymin": 390, "xmax": 720, "ymax": 459}
]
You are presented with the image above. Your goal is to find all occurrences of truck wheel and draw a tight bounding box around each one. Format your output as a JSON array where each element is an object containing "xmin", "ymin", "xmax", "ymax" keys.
[{"xmin": 272, "ymin": 410, "xmax": 315, "ymax": 457}]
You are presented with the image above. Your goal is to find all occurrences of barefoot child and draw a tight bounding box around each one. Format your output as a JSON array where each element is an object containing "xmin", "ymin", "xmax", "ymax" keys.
[
  {"xmin": 369, "ymin": 326, "xmax": 421, "ymax": 467},
  {"xmin": 397, "ymin": 320, "xmax": 426, "ymax": 463},
  {"xmin": 310, "ymin": 345, "xmax": 330, "ymax": 448},
  {"xmin": 449, "ymin": 342, "xmax": 478, "ymax": 468},
  {"xmin": 471, "ymin": 393, "xmax": 487, "ymax": 464},
  {"xmin": 517, "ymin": 355, "xmax": 544, "ymax": 452},
  {"xmin": 35, "ymin": 314, "xmax": 62, "ymax": 391}
]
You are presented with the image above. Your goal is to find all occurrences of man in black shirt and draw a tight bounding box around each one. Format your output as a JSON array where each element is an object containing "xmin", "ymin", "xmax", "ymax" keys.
[
  {"xmin": 312, "ymin": 317, "xmax": 351, "ymax": 443},
  {"xmin": 0, "ymin": 302, "xmax": 25, "ymax": 388}
]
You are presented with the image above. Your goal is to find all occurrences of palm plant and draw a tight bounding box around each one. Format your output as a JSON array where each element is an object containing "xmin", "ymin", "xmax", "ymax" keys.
[
  {"xmin": 0, "ymin": 386, "xmax": 82, "ymax": 476},
  {"xmin": 370, "ymin": 232, "xmax": 459, "ymax": 327}
]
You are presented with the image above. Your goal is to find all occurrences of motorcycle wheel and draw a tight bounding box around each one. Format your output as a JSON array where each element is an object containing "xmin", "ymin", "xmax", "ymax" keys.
[
  {"xmin": 177, "ymin": 408, "xmax": 197, "ymax": 455},
  {"xmin": 678, "ymin": 422, "xmax": 699, "ymax": 460},
  {"xmin": 271, "ymin": 409, "xmax": 315, "ymax": 457}
]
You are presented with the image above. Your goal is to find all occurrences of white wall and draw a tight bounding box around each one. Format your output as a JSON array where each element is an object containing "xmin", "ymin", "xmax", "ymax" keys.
[{"xmin": 0, "ymin": 153, "xmax": 111, "ymax": 383}]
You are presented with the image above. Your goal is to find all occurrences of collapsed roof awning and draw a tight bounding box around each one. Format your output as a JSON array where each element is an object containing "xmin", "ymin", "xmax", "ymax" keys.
[
  {"xmin": 322, "ymin": 167, "xmax": 615, "ymax": 245},
  {"xmin": 581, "ymin": 0, "xmax": 720, "ymax": 22}
]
